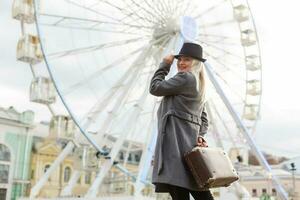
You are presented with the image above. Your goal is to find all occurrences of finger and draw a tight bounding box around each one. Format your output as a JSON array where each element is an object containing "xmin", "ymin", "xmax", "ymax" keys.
[
  {"xmin": 199, "ymin": 141, "xmax": 208, "ymax": 147},
  {"xmin": 197, "ymin": 143, "xmax": 203, "ymax": 147},
  {"xmin": 197, "ymin": 143, "xmax": 205, "ymax": 147}
]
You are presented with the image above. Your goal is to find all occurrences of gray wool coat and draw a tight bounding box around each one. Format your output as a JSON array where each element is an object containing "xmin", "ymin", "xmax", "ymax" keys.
[{"xmin": 149, "ymin": 61, "xmax": 209, "ymax": 192}]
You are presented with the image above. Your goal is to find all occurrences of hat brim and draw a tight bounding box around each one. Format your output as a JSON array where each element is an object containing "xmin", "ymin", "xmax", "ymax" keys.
[{"xmin": 174, "ymin": 54, "xmax": 206, "ymax": 62}]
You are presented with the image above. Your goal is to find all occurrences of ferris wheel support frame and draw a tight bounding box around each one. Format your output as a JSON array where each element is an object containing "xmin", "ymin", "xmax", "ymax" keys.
[
  {"xmin": 133, "ymin": 117, "xmax": 157, "ymax": 197},
  {"xmin": 90, "ymin": 42, "xmax": 159, "ymax": 147},
  {"xmin": 204, "ymin": 62, "xmax": 288, "ymax": 200},
  {"xmin": 205, "ymin": 101, "xmax": 224, "ymax": 149},
  {"xmin": 207, "ymin": 99, "xmax": 252, "ymax": 198},
  {"xmin": 60, "ymin": 170, "xmax": 82, "ymax": 197},
  {"xmin": 209, "ymin": 100, "xmax": 242, "ymax": 148}
]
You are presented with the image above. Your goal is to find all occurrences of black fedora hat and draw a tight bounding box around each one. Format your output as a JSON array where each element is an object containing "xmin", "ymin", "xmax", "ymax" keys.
[{"xmin": 174, "ymin": 42, "xmax": 206, "ymax": 62}]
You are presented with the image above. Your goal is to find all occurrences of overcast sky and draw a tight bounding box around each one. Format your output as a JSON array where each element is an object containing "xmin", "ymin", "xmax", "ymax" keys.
[{"xmin": 1, "ymin": 1, "xmax": 300, "ymax": 159}]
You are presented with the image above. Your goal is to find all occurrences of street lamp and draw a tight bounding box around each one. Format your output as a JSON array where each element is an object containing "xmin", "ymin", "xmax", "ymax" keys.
[{"xmin": 290, "ymin": 163, "xmax": 296, "ymax": 199}]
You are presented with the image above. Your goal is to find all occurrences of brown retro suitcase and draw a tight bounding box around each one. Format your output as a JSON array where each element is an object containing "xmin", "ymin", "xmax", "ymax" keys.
[{"xmin": 184, "ymin": 147, "xmax": 239, "ymax": 189}]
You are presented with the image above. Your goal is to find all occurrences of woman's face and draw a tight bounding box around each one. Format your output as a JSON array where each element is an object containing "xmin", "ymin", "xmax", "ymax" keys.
[{"xmin": 177, "ymin": 56, "xmax": 193, "ymax": 72}]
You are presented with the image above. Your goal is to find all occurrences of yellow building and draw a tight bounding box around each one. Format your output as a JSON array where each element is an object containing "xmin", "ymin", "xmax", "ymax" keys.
[{"xmin": 29, "ymin": 136, "xmax": 147, "ymax": 198}]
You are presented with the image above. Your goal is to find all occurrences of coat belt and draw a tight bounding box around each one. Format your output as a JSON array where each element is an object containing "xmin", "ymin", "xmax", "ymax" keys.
[{"xmin": 157, "ymin": 109, "xmax": 202, "ymax": 175}]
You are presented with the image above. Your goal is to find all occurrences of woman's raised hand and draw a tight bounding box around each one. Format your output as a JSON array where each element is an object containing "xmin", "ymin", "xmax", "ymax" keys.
[
  {"xmin": 163, "ymin": 55, "xmax": 175, "ymax": 65},
  {"xmin": 197, "ymin": 136, "xmax": 208, "ymax": 147}
]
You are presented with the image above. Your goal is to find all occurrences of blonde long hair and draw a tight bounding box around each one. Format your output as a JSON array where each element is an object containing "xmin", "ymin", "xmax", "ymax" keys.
[{"xmin": 190, "ymin": 59, "xmax": 206, "ymax": 106}]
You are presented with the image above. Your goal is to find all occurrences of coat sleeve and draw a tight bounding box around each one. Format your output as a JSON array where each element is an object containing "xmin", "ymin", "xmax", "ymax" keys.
[
  {"xmin": 149, "ymin": 61, "xmax": 188, "ymax": 96},
  {"xmin": 199, "ymin": 105, "xmax": 209, "ymax": 137}
]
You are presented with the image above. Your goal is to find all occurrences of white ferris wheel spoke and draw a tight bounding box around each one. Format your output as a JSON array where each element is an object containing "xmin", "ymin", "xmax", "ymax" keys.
[
  {"xmin": 178, "ymin": 0, "xmax": 193, "ymax": 17},
  {"xmin": 89, "ymin": 37, "xmax": 168, "ymax": 130},
  {"xmin": 214, "ymin": 80, "xmax": 246, "ymax": 105},
  {"xmin": 134, "ymin": 101, "xmax": 158, "ymax": 193},
  {"xmin": 101, "ymin": 0, "xmax": 158, "ymax": 26},
  {"xmin": 206, "ymin": 41, "xmax": 241, "ymax": 46},
  {"xmin": 39, "ymin": 13, "xmax": 153, "ymax": 30},
  {"xmin": 39, "ymin": 23, "xmax": 150, "ymax": 36},
  {"xmin": 209, "ymin": 100, "xmax": 243, "ymax": 146},
  {"xmin": 157, "ymin": 0, "xmax": 169, "ymax": 13},
  {"xmin": 86, "ymin": 53, "xmax": 158, "ymax": 197},
  {"xmin": 38, "ymin": 14, "xmax": 152, "ymax": 36},
  {"xmin": 64, "ymin": 0, "xmax": 128, "ymax": 23},
  {"xmin": 80, "ymin": 62, "xmax": 148, "ymax": 130},
  {"xmin": 204, "ymin": 50, "xmax": 246, "ymax": 82},
  {"xmin": 47, "ymin": 37, "xmax": 145, "ymax": 59},
  {"xmin": 200, "ymin": 40, "xmax": 244, "ymax": 60},
  {"xmin": 201, "ymin": 38, "xmax": 241, "ymax": 46},
  {"xmin": 80, "ymin": 51, "xmax": 151, "ymax": 159},
  {"xmin": 202, "ymin": 46, "xmax": 246, "ymax": 80},
  {"xmin": 172, "ymin": 0, "xmax": 185, "ymax": 16},
  {"xmin": 146, "ymin": 0, "xmax": 170, "ymax": 23},
  {"xmin": 93, "ymin": 50, "xmax": 157, "ymax": 140},
  {"xmin": 211, "ymin": 70, "xmax": 246, "ymax": 103},
  {"xmin": 126, "ymin": 0, "xmax": 163, "ymax": 24},
  {"xmin": 121, "ymin": 1, "xmax": 157, "ymax": 27},
  {"xmin": 82, "ymin": 65, "xmax": 149, "ymax": 125},
  {"xmin": 201, "ymin": 19, "xmax": 236, "ymax": 29},
  {"xmin": 98, "ymin": 62, "xmax": 156, "ymax": 149},
  {"xmin": 199, "ymin": 33, "xmax": 238, "ymax": 40},
  {"xmin": 202, "ymin": 43, "xmax": 245, "ymax": 69},
  {"xmin": 193, "ymin": 0, "xmax": 227, "ymax": 19},
  {"xmin": 142, "ymin": 0, "xmax": 162, "ymax": 20},
  {"xmin": 86, "ymin": 110, "xmax": 140, "ymax": 197},
  {"xmin": 105, "ymin": 0, "xmax": 161, "ymax": 26},
  {"xmin": 199, "ymin": 33, "xmax": 242, "ymax": 45},
  {"xmin": 89, "ymin": 35, "xmax": 171, "ymax": 145},
  {"xmin": 95, "ymin": 0, "xmax": 154, "ymax": 27},
  {"xmin": 60, "ymin": 45, "xmax": 149, "ymax": 96},
  {"xmin": 62, "ymin": 0, "xmax": 155, "ymax": 35},
  {"xmin": 61, "ymin": 35, "xmax": 168, "ymax": 96}
]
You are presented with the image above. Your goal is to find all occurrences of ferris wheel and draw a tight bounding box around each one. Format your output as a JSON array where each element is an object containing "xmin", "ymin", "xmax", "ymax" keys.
[{"xmin": 12, "ymin": 0, "xmax": 289, "ymax": 199}]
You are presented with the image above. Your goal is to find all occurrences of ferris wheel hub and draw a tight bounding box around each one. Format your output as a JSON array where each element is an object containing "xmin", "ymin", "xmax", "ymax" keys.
[{"xmin": 152, "ymin": 16, "xmax": 198, "ymax": 43}]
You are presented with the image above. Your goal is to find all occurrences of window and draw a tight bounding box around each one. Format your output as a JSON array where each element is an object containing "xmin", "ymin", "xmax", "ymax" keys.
[
  {"xmin": 252, "ymin": 189, "xmax": 257, "ymax": 197},
  {"xmin": 135, "ymin": 154, "xmax": 140, "ymax": 162},
  {"xmin": 44, "ymin": 164, "xmax": 50, "ymax": 173},
  {"xmin": 262, "ymin": 188, "xmax": 267, "ymax": 193},
  {"xmin": 85, "ymin": 172, "xmax": 91, "ymax": 184},
  {"xmin": 272, "ymin": 188, "xmax": 277, "ymax": 196},
  {"xmin": 0, "ymin": 144, "xmax": 10, "ymax": 162},
  {"xmin": 128, "ymin": 153, "xmax": 132, "ymax": 161},
  {"xmin": 64, "ymin": 167, "xmax": 71, "ymax": 182},
  {"xmin": 31, "ymin": 169, "xmax": 35, "ymax": 179},
  {"xmin": 0, "ymin": 164, "xmax": 9, "ymax": 183},
  {"xmin": 119, "ymin": 152, "xmax": 124, "ymax": 160},
  {"xmin": 44, "ymin": 164, "xmax": 51, "ymax": 181},
  {"xmin": 0, "ymin": 144, "xmax": 10, "ymax": 184},
  {"xmin": 0, "ymin": 189, "xmax": 7, "ymax": 200}
]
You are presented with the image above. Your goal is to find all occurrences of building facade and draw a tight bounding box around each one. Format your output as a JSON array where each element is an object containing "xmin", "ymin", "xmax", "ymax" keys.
[
  {"xmin": 1, "ymin": 106, "xmax": 300, "ymax": 200},
  {"xmin": 0, "ymin": 106, "xmax": 34, "ymax": 200}
]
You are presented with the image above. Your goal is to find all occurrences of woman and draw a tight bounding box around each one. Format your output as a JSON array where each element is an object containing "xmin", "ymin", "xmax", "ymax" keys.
[{"xmin": 149, "ymin": 43, "xmax": 214, "ymax": 200}]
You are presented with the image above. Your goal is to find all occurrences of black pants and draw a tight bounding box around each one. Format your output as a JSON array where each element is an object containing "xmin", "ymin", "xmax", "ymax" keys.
[{"xmin": 168, "ymin": 185, "xmax": 214, "ymax": 200}]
